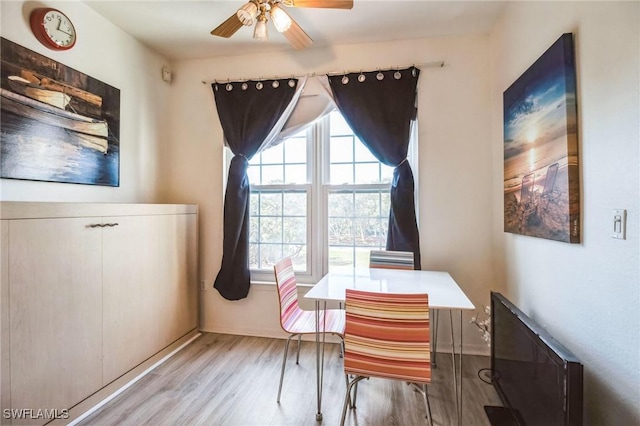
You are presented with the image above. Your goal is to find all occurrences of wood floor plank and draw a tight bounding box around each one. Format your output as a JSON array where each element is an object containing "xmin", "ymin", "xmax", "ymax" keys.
[{"xmin": 79, "ymin": 333, "xmax": 501, "ymax": 425}]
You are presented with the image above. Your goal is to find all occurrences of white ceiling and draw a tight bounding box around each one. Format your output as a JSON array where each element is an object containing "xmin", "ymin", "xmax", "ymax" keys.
[{"xmin": 83, "ymin": 0, "xmax": 507, "ymax": 61}]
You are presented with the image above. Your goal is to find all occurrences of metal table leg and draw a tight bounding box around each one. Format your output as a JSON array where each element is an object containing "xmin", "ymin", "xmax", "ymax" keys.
[
  {"xmin": 449, "ymin": 310, "xmax": 464, "ymax": 426},
  {"xmin": 315, "ymin": 300, "xmax": 327, "ymax": 421}
]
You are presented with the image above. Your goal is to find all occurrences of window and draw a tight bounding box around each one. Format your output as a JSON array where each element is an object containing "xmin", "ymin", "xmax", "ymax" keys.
[{"xmin": 246, "ymin": 110, "xmax": 399, "ymax": 283}]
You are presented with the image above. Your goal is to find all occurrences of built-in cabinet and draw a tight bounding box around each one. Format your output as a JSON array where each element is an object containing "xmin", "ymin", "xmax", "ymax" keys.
[{"xmin": 0, "ymin": 203, "xmax": 198, "ymax": 425}]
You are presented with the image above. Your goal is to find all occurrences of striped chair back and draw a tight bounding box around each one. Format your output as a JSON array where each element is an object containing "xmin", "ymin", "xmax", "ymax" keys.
[
  {"xmin": 274, "ymin": 257, "xmax": 304, "ymax": 333},
  {"xmin": 369, "ymin": 250, "xmax": 414, "ymax": 270},
  {"xmin": 344, "ymin": 289, "xmax": 430, "ymax": 383}
]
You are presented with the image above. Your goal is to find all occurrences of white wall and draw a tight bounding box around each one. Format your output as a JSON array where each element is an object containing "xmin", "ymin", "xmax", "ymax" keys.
[
  {"xmin": 490, "ymin": 2, "xmax": 639, "ymax": 424},
  {"xmin": 166, "ymin": 35, "xmax": 495, "ymax": 353},
  {"xmin": 0, "ymin": 1, "xmax": 171, "ymax": 203}
]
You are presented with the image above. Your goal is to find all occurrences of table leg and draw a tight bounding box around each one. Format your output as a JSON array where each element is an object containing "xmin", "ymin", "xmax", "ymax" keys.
[
  {"xmin": 449, "ymin": 311, "xmax": 459, "ymax": 424},
  {"xmin": 459, "ymin": 309, "xmax": 464, "ymax": 426},
  {"xmin": 448, "ymin": 310, "xmax": 465, "ymax": 426},
  {"xmin": 315, "ymin": 300, "xmax": 327, "ymax": 421}
]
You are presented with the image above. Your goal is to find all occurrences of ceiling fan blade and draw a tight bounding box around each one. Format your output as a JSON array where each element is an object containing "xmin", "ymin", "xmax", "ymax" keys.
[
  {"xmin": 282, "ymin": 0, "xmax": 353, "ymax": 9},
  {"xmin": 282, "ymin": 17, "xmax": 313, "ymax": 50},
  {"xmin": 210, "ymin": 13, "xmax": 244, "ymax": 38}
]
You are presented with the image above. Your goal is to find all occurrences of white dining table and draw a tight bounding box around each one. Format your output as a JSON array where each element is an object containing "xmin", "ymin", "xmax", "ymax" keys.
[{"xmin": 303, "ymin": 267, "xmax": 475, "ymax": 424}]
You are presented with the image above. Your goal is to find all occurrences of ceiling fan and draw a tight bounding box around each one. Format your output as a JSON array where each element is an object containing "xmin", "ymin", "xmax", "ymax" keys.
[{"xmin": 210, "ymin": 0, "xmax": 353, "ymax": 50}]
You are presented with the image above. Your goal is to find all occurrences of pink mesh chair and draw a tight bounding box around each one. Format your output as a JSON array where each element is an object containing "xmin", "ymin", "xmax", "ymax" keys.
[
  {"xmin": 273, "ymin": 257, "xmax": 345, "ymax": 403},
  {"xmin": 341, "ymin": 289, "xmax": 432, "ymax": 426}
]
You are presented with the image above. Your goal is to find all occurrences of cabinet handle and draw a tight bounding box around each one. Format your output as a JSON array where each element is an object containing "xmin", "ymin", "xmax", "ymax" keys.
[
  {"xmin": 104, "ymin": 223, "xmax": 119, "ymax": 227},
  {"xmin": 88, "ymin": 224, "xmax": 103, "ymax": 228},
  {"xmin": 87, "ymin": 223, "xmax": 119, "ymax": 228}
]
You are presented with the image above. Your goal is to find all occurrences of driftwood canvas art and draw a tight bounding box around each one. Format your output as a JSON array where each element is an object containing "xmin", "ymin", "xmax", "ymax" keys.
[
  {"xmin": 503, "ymin": 33, "xmax": 580, "ymax": 243},
  {"xmin": 0, "ymin": 37, "xmax": 120, "ymax": 186}
]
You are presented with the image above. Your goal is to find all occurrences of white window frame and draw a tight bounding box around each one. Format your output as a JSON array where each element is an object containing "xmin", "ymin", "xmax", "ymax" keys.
[{"xmin": 226, "ymin": 111, "xmax": 418, "ymax": 284}]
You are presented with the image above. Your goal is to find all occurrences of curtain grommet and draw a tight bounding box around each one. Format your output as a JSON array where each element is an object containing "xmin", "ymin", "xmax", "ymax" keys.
[
  {"xmin": 256, "ymin": 82, "xmax": 264, "ymax": 90},
  {"xmin": 288, "ymin": 79, "xmax": 296, "ymax": 88},
  {"xmin": 226, "ymin": 83, "xmax": 233, "ymax": 91},
  {"xmin": 376, "ymin": 71, "xmax": 384, "ymax": 81},
  {"xmin": 241, "ymin": 83, "xmax": 248, "ymax": 91},
  {"xmin": 342, "ymin": 75, "xmax": 349, "ymax": 84},
  {"xmin": 394, "ymin": 71, "xmax": 402, "ymax": 80},
  {"xmin": 272, "ymin": 80, "xmax": 280, "ymax": 88},
  {"xmin": 358, "ymin": 73, "xmax": 366, "ymax": 83}
]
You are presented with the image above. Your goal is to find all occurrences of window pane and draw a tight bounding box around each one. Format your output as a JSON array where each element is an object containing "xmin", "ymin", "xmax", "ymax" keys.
[
  {"xmin": 328, "ymin": 193, "xmax": 353, "ymax": 217},
  {"xmin": 249, "ymin": 189, "xmax": 309, "ymax": 273},
  {"xmin": 330, "ymin": 164, "xmax": 353, "ymax": 184},
  {"xmin": 286, "ymin": 245, "xmax": 307, "ymax": 270},
  {"xmin": 250, "ymin": 192, "xmax": 259, "ymax": 216},
  {"xmin": 381, "ymin": 193, "xmax": 391, "ymax": 217},
  {"xmin": 260, "ymin": 244, "xmax": 282, "ymax": 269},
  {"xmin": 328, "ymin": 246, "xmax": 354, "ymax": 270},
  {"xmin": 330, "ymin": 136, "xmax": 353, "ymax": 163},
  {"xmin": 381, "ymin": 165, "xmax": 394, "ymax": 184},
  {"xmin": 247, "ymin": 165, "xmax": 261, "ymax": 184},
  {"xmin": 249, "ymin": 243, "xmax": 259, "ymax": 269},
  {"xmin": 249, "ymin": 216, "xmax": 259, "ymax": 242},
  {"xmin": 284, "ymin": 164, "xmax": 306, "ymax": 184},
  {"xmin": 249, "ymin": 154, "xmax": 260, "ymax": 165},
  {"xmin": 261, "ymin": 165, "xmax": 284, "ymax": 184},
  {"xmin": 260, "ymin": 217, "xmax": 282, "ymax": 242},
  {"xmin": 329, "ymin": 111, "xmax": 353, "ymax": 136},
  {"xmin": 354, "ymin": 247, "xmax": 373, "ymax": 269},
  {"xmin": 284, "ymin": 138, "xmax": 306, "ymax": 163},
  {"xmin": 354, "ymin": 140, "xmax": 377, "ymax": 162},
  {"xmin": 283, "ymin": 192, "xmax": 306, "ymax": 216},
  {"xmin": 283, "ymin": 217, "xmax": 306, "ymax": 243},
  {"xmin": 354, "ymin": 218, "xmax": 384, "ymax": 246},
  {"xmin": 328, "ymin": 218, "xmax": 353, "ymax": 245},
  {"xmin": 354, "ymin": 192, "xmax": 380, "ymax": 217},
  {"xmin": 261, "ymin": 143, "xmax": 283, "ymax": 164},
  {"xmin": 260, "ymin": 192, "xmax": 282, "ymax": 216},
  {"xmin": 355, "ymin": 163, "xmax": 380, "ymax": 184}
]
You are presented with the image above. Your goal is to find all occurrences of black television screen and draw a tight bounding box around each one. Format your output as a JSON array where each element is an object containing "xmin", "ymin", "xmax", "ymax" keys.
[{"xmin": 488, "ymin": 292, "xmax": 583, "ymax": 426}]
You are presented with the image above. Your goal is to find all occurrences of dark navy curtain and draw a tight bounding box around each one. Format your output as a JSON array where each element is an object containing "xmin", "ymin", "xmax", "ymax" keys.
[
  {"xmin": 328, "ymin": 67, "xmax": 421, "ymax": 269},
  {"xmin": 212, "ymin": 79, "xmax": 298, "ymax": 300}
]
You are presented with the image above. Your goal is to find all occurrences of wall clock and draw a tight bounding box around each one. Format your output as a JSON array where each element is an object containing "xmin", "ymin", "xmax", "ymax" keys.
[{"xmin": 29, "ymin": 8, "xmax": 77, "ymax": 51}]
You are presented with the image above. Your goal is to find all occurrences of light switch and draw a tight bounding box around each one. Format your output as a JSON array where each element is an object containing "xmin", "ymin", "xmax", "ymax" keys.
[{"xmin": 612, "ymin": 209, "xmax": 627, "ymax": 239}]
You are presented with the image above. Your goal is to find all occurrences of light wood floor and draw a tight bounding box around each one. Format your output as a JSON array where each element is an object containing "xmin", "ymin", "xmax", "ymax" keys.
[{"xmin": 80, "ymin": 333, "xmax": 501, "ymax": 425}]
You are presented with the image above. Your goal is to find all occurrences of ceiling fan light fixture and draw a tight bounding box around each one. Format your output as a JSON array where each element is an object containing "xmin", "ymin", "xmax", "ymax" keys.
[
  {"xmin": 253, "ymin": 14, "xmax": 269, "ymax": 41},
  {"xmin": 270, "ymin": 4, "xmax": 292, "ymax": 32},
  {"xmin": 237, "ymin": 1, "xmax": 259, "ymax": 26}
]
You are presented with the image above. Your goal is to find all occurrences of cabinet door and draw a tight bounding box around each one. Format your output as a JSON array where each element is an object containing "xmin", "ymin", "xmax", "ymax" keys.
[
  {"xmin": 102, "ymin": 214, "xmax": 197, "ymax": 384},
  {"xmin": 8, "ymin": 218, "xmax": 103, "ymax": 421}
]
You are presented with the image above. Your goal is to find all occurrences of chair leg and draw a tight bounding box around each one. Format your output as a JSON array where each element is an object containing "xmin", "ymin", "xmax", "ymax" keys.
[
  {"xmin": 277, "ymin": 334, "xmax": 296, "ymax": 403},
  {"xmin": 423, "ymin": 384, "xmax": 433, "ymax": 426},
  {"xmin": 296, "ymin": 334, "xmax": 302, "ymax": 364},
  {"xmin": 340, "ymin": 376, "xmax": 366, "ymax": 426},
  {"xmin": 352, "ymin": 381, "xmax": 359, "ymax": 408}
]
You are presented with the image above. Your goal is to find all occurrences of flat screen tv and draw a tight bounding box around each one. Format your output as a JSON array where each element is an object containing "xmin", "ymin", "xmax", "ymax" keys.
[{"xmin": 486, "ymin": 292, "xmax": 583, "ymax": 426}]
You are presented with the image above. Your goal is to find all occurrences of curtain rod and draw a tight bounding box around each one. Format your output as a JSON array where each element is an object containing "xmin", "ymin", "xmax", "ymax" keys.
[{"xmin": 201, "ymin": 61, "xmax": 444, "ymax": 85}]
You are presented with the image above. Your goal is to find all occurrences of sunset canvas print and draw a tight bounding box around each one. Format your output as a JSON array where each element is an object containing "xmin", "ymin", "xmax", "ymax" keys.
[{"xmin": 503, "ymin": 33, "xmax": 580, "ymax": 243}]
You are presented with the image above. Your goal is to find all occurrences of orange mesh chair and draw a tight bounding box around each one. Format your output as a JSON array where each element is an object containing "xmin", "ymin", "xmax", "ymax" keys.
[
  {"xmin": 341, "ymin": 289, "xmax": 432, "ymax": 426},
  {"xmin": 274, "ymin": 257, "xmax": 345, "ymax": 403}
]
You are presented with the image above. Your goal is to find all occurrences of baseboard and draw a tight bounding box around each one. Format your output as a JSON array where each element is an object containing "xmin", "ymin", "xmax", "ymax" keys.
[
  {"xmin": 199, "ymin": 327, "xmax": 490, "ymax": 355},
  {"xmin": 49, "ymin": 330, "xmax": 202, "ymax": 426}
]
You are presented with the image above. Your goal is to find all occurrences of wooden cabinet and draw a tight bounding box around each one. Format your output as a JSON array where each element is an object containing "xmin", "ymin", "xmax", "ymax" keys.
[
  {"xmin": 102, "ymin": 213, "xmax": 197, "ymax": 383},
  {"xmin": 0, "ymin": 203, "xmax": 198, "ymax": 425}
]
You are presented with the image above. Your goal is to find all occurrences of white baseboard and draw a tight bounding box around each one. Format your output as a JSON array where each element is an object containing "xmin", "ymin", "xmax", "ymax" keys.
[{"xmin": 50, "ymin": 330, "xmax": 202, "ymax": 426}]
